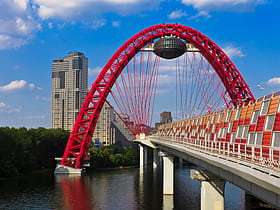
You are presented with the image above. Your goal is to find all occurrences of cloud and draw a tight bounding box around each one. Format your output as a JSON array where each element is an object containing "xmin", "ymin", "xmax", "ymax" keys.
[
  {"xmin": 0, "ymin": 80, "xmax": 42, "ymax": 92},
  {"xmin": 35, "ymin": 95, "xmax": 51, "ymax": 101},
  {"xmin": 222, "ymin": 46, "xmax": 245, "ymax": 58},
  {"xmin": 181, "ymin": 0, "xmax": 266, "ymax": 11},
  {"xmin": 91, "ymin": 19, "xmax": 107, "ymax": 29},
  {"xmin": 0, "ymin": 102, "xmax": 6, "ymax": 108},
  {"xmin": 0, "ymin": 104, "xmax": 22, "ymax": 114},
  {"xmin": 21, "ymin": 115, "xmax": 46, "ymax": 120},
  {"xmin": 89, "ymin": 66, "xmax": 103, "ymax": 77},
  {"xmin": 34, "ymin": 0, "xmax": 162, "ymax": 19},
  {"xmin": 7, "ymin": 107, "xmax": 22, "ymax": 114},
  {"xmin": 168, "ymin": 10, "xmax": 188, "ymax": 19},
  {"xmin": 0, "ymin": 0, "xmax": 162, "ymax": 50},
  {"xmin": 28, "ymin": 83, "xmax": 42, "ymax": 90},
  {"xmin": 112, "ymin": 21, "xmax": 121, "ymax": 27},
  {"xmin": 189, "ymin": 11, "xmax": 211, "ymax": 19},
  {"xmin": 0, "ymin": 0, "xmax": 41, "ymax": 50},
  {"xmin": 266, "ymin": 77, "xmax": 280, "ymax": 86},
  {"xmin": 0, "ymin": 35, "xmax": 27, "ymax": 49},
  {"xmin": 0, "ymin": 80, "xmax": 27, "ymax": 92}
]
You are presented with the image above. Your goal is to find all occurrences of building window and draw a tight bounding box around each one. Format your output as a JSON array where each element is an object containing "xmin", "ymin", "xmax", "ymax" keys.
[
  {"xmin": 218, "ymin": 127, "xmax": 227, "ymax": 138},
  {"xmin": 59, "ymin": 71, "xmax": 65, "ymax": 89},
  {"xmin": 55, "ymin": 93, "xmax": 59, "ymax": 98},
  {"xmin": 230, "ymin": 133, "xmax": 236, "ymax": 143},
  {"xmin": 227, "ymin": 122, "xmax": 233, "ymax": 133},
  {"xmin": 236, "ymin": 126, "xmax": 243, "ymax": 138},
  {"xmin": 260, "ymin": 100, "xmax": 270, "ymax": 115},
  {"xmin": 248, "ymin": 132, "xmax": 262, "ymax": 145},
  {"xmin": 265, "ymin": 114, "xmax": 275, "ymax": 131},
  {"xmin": 191, "ymin": 128, "xmax": 197, "ymax": 137},
  {"xmin": 75, "ymin": 92, "xmax": 80, "ymax": 109},
  {"xmin": 76, "ymin": 70, "xmax": 80, "ymax": 88},
  {"xmin": 217, "ymin": 112, "xmax": 223, "ymax": 123},
  {"xmin": 256, "ymin": 133, "xmax": 263, "ymax": 145},
  {"xmin": 210, "ymin": 115, "xmax": 215, "ymax": 124},
  {"xmin": 206, "ymin": 120, "xmax": 210, "ymax": 129},
  {"xmin": 200, "ymin": 129, "xmax": 205, "ymax": 137},
  {"xmin": 251, "ymin": 110, "xmax": 260, "ymax": 124},
  {"xmin": 212, "ymin": 124, "xmax": 216, "ymax": 133},
  {"xmin": 236, "ymin": 125, "xmax": 248, "ymax": 139},
  {"xmin": 225, "ymin": 110, "xmax": 232, "ymax": 122},
  {"xmin": 272, "ymin": 132, "xmax": 280, "ymax": 147},
  {"xmin": 248, "ymin": 133, "xmax": 255, "ymax": 145},
  {"xmin": 235, "ymin": 108, "xmax": 241, "ymax": 120}
]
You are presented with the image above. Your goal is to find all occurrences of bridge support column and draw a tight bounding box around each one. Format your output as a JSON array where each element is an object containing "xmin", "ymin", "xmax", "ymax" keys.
[
  {"xmin": 159, "ymin": 151, "xmax": 174, "ymax": 194},
  {"xmin": 191, "ymin": 170, "xmax": 225, "ymax": 210},
  {"xmin": 153, "ymin": 148, "xmax": 160, "ymax": 168},
  {"xmin": 139, "ymin": 144, "xmax": 148, "ymax": 168}
]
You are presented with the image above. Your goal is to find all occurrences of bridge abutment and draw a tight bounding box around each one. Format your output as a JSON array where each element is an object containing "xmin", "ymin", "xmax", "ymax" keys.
[{"xmin": 191, "ymin": 169, "xmax": 225, "ymax": 210}]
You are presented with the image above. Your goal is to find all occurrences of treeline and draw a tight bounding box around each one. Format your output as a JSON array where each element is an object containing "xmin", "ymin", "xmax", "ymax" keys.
[
  {"xmin": 0, "ymin": 127, "xmax": 69, "ymax": 177},
  {"xmin": 89, "ymin": 143, "xmax": 139, "ymax": 169},
  {"xmin": 0, "ymin": 127, "xmax": 139, "ymax": 177}
]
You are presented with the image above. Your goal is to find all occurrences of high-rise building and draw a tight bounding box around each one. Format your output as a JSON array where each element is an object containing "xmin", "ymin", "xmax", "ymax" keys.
[
  {"xmin": 160, "ymin": 111, "xmax": 172, "ymax": 124},
  {"xmin": 51, "ymin": 51, "xmax": 88, "ymax": 131},
  {"xmin": 92, "ymin": 102, "xmax": 135, "ymax": 146},
  {"xmin": 92, "ymin": 102, "xmax": 115, "ymax": 146},
  {"xmin": 154, "ymin": 111, "xmax": 172, "ymax": 132}
]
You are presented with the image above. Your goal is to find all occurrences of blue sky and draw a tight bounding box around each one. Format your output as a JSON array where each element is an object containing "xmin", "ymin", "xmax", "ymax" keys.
[{"xmin": 0, "ymin": 0, "xmax": 279, "ymax": 128}]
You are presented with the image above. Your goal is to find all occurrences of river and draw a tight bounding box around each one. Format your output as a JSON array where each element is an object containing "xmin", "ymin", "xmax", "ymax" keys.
[{"xmin": 0, "ymin": 165, "xmax": 245, "ymax": 210}]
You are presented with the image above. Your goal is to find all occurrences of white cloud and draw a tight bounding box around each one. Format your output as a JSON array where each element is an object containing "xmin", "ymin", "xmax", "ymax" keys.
[
  {"xmin": 0, "ymin": 102, "xmax": 6, "ymax": 108},
  {"xmin": 0, "ymin": 80, "xmax": 27, "ymax": 92},
  {"xmin": 0, "ymin": 80, "xmax": 42, "ymax": 92},
  {"xmin": 189, "ymin": 11, "xmax": 211, "ymax": 19},
  {"xmin": 91, "ymin": 19, "xmax": 107, "ymax": 29},
  {"xmin": 266, "ymin": 77, "xmax": 280, "ymax": 86},
  {"xmin": 181, "ymin": 0, "xmax": 266, "ymax": 11},
  {"xmin": 7, "ymin": 107, "xmax": 22, "ymax": 114},
  {"xmin": 168, "ymin": 10, "xmax": 188, "ymax": 19},
  {"xmin": 0, "ymin": 35, "xmax": 27, "ymax": 49},
  {"xmin": 222, "ymin": 46, "xmax": 245, "ymax": 58},
  {"xmin": 112, "ymin": 21, "xmax": 121, "ymax": 27},
  {"xmin": 13, "ymin": 0, "xmax": 29, "ymax": 10},
  {"xmin": 89, "ymin": 66, "xmax": 103, "ymax": 77},
  {"xmin": 28, "ymin": 83, "xmax": 42, "ymax": 90},
  {"xmin": 0, "ymin": 102, "xmax": 22, "ymax": 114},
  {"xmin": 0, "ymin": 0, "xmax": 41, "ymax": 50},
  {"xmin": 21, "ymin": 115, "xmax": 46, "ymax": 120},
  {"xmin": 0, "ymin": 0, "xmax": 162, "ymax": 50},
  {"xmin": 48, "ymin": 22, "xmax": 54, "ymax": 29},
  {"xmin": 34, "ymin": 0, "xmax": 162, "ymax": 19},
  {"xmin": 35, "ymin": 95, "xmax": 51, "ymax": 101}
]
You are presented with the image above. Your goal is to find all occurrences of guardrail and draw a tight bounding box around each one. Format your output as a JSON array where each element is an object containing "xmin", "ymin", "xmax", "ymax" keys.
[{"xmin": 150, "ymin": 135, "xmax": 280, "ymax": 177}]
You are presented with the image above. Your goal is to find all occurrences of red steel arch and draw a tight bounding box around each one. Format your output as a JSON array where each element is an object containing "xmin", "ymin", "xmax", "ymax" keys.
[{"xmin": 60, "ymin": 23, "xmax": 255, "ymax": 168}]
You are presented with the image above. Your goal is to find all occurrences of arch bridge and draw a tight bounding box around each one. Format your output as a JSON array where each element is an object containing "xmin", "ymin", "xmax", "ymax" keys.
[{"xmin": 55, "ymin": 23, "xmax": 280, "ymax": 209}]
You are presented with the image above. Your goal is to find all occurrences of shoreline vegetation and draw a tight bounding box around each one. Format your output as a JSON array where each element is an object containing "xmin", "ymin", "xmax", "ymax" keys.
[{"xmin": 0, "ymin": 127, "xmax": 139, "ymax": 178}]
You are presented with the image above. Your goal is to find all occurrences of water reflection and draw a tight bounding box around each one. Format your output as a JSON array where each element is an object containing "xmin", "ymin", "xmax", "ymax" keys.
[
  {"xmin": 163, "ymin": 195, "xmax": 174, "ymax": 210},
  {"xmin": 0, "ymin": 165, "xmax": 248, "ymax": 210},
  {"xmin": 56, "ymin": 175, "xmax": 95, "ymax": 210}
]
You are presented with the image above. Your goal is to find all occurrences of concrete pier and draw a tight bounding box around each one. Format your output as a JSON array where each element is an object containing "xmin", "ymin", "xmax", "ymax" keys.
[
  {"xmin": 160, "ymin": 151, "xmax": 174, "ymax": 194},
  {"xmin": 191, "ymin": 169, "xmax": 225, "ymax": 210},
  {"xmin": 139, "ymin": 144, "xmax": 148, "ymax": 168}
]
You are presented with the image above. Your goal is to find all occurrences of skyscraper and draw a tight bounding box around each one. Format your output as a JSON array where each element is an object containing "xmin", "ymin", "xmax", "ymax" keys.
[{"xmin": 51, "ymin": 51, "xmax": 88, "ymax": 130}]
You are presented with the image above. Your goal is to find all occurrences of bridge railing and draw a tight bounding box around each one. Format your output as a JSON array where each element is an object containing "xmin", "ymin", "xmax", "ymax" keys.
[{"xmin": 150, "ymin": 135, "xmax": 280, "ymax": 176}]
